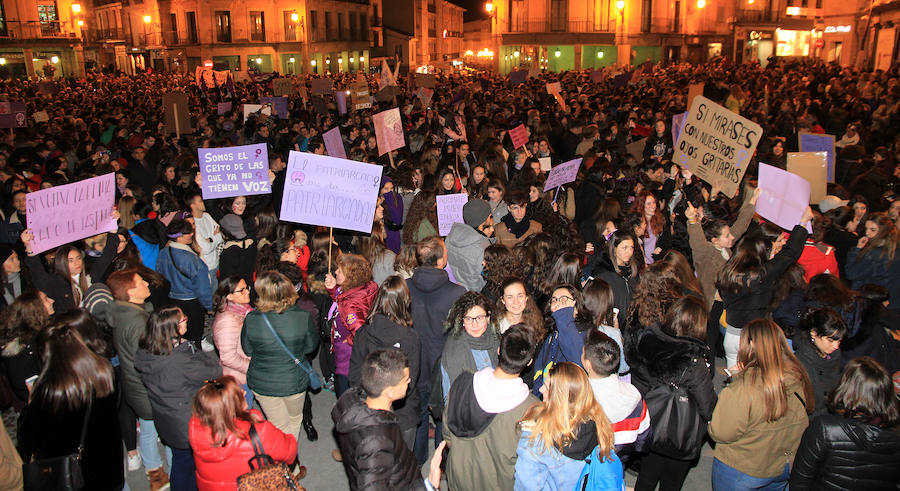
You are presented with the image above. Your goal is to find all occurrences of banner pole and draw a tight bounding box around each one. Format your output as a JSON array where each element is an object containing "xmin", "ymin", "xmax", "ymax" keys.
[{"xmin": 327, "ymin": 227, "xmax": 333, "ymax": 273}]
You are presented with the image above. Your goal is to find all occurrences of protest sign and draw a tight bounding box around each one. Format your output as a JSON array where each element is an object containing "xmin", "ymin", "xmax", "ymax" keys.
[
  {"xmin": 26, "ymin": 173, "xmax": 116, "ymax": 255},
  {"xmin": 335, "ymin": 91, "xmax": 347, "ymax": 114},
  {"xmin": 280, "ymin": 151, "xmax": 383, "ymax": 233},
  {"xmin": 217, "ymin": 102, "xmax": 232, "ymax": 115},
  {"xmin": 546, "ymin": 82, "xmax": 561, "ymax": 94},
  {"xmin": 273, "ymin": 78, "xmax": 293, "ymax": 96},
  {"xmin": 415, "ymin": 73, "xmax": 437, "ymax": 88},
  {"xmin": 543, "ymin": 158, "xmax": 582, "ymax": 191},
  {"xmin": 373, "ymin": 107, "xmax": 405, "ymax": 156},
  {"xmin": 673, "ymin": 96, "xmax": 762, "ymax": 198},
  {"xmin": 687, "ymin": 83, "xmax": 704, "ymax": 108},
  {"xmin": 351, "ymin": 82, "xmax": 371, "ymax": 110},
  {"xmin": 539, "ymin": 157, "xmax": 552, "ymax": 172},
  {"xmin": 0, "ymin": 102, "xmax": 27, "ymax": 129},
  {"xmin": 591, "ymin": 69, "xmax": 604, "ymax": 83},
  {"xmin": 672, "ymin": 112, "xmax": 688, "ymax": 144},
  {"xmin": 323, "ymin": 127, "xmax": 346, "ymax": 159},
  {"xmin": 380, "ymin": 60, "xmax": 397, "ymax": 89},
  {"xmin": 242, "ymin": 103, "xmax": 272, "ymax": 121},
  {"xmin": 162, "ymin": 92, "xmax": 191, "ymax": 136},
  {"xmin": 310, "ymin": 96, "xmax": 328, "ymax": 115},
  {"xmin": 757, "ymin": 163, "xmax": 812, "ymax": 233},
  {"xmin": 799, "ymin": 132, "xmax": 836, "ymax": 182},
  {"xmin": 33, "ymin": 111, "xmax": 49, "ymax": 123},
  {"xmin": 509, "ymin": 124, "xmax": 529, "ymax": 149},
  {"xmin": 509, "ymin": 71, "xmax": 526, "ymax": 86},
  {"xmin": 613, "ymin": 73, "xmax": 630, "ymax": 89},
  {"xmin": 787, "ymin": 152, "xmax": 828, "ymax": 204},
  {"xmin": 436, "ymin": 193, "xmax": 469, "ymax": 236},
  {"xmin": 626, "ymin": 138, "xmax": 647, "ymax": 160},
  {"xmin": 38, "ymin": 81, "xmax": 58, "ymax": 95},
  {"xmin": 375, "ymin": 86, "xmax": 398, "ymax": 102},
  {"xmin": 259, "ymin": 97, "xmax": 288, "ymax": 118},
  {"xmin": 198, "ymin": 143, "xmax": 270, "ymax": 199},
  {"xmin": 311, "ymin": 78, "xmax": 333, "ymax": 95},
  {"xmin": 528, "ymin": 68, "xmax": 541, "ymax": 79},
  {"xmin": 416, "ymin": 87, "xmax": 434, "ymax": 107}
]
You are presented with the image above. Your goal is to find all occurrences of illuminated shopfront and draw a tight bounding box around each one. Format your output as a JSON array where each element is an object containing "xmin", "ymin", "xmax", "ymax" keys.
[{"xmin": 775, "ymin": 29, "xmax": 812, "ymax": 57}]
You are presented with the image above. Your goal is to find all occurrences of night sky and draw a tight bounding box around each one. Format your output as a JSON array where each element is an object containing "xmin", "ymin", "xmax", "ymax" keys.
[{"xmin": 454, "ymin": 0, "xmax": 490, "ymax": 22}]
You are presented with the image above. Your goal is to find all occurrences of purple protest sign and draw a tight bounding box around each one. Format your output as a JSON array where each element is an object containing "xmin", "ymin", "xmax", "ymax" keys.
[
  {"xmin": 509, "ymin": 124, "xmax": 529, "ymax": 149},
  {"xmin": 323, "ymin": 127, "xmax": 346, "ymax": 159},
  {"xmin": 217, "ymin": 102, "xmax": 232, "ymax": 115},
  {"xmin": 543, "ymin": 158, "xmax": 582, "ymax": 191},
  {"xmin": 280, "ymin": 151, "xmax": 383, "ymax": 233},
  {"xmin": 259, "ymin": 97, "xmax": 288, "ymax": 118},
  {"xmin": 757, "ymin": 163, "xmax": 812, "ymax": 233},
  {"xmin": 0, "ymin": 102, "xmax": 27, "ymax": 129},
  {"xmin": 26, "ymin": 173, "xmax": 116, "ymax": 254},
  {"xmin": 198, "ymin": 143, "xmax": 271, "ymax": 199},
  {"xmin": 436, "ymin": 193, "xmax": 468, "ymax": 236},
  {"xmin": 373, "ymin": 107, "xmax": 405, "ymax": 156},
  {"xmin": 336, "ymin": 91, "xmax": 347, "ymax": 115},
  {"xmin": 672, "ymin": 112, "xmax": 687, "ymax": 145}
]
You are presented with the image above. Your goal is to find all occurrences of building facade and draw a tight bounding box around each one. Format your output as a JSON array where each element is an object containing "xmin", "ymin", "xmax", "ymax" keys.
[
  {"xmin": 0, "ymin": 0, "xmax": 85, "ymax": 77},
  {"xmin": 383, "ymin": 0, "xmax": 464, "ymax": 71}
]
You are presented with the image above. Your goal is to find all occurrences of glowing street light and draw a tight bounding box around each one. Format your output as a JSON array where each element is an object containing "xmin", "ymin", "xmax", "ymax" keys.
[
  {"xmin": 616, "ymin": 0, "xmax": 625, "ymax": 9},
  {"xmin": 338, "ymin": 57, "xmax": 343, "ymax": 64},
  {"xmin": 513, "ymin": 50, "xmax": 519, "ymax": 57},
  {"xmin": 359, "ymin": 56, "xmax": 364, "ymax": 62},
  {"xmin": 555, "ymin": 49, "xmax": 561, "ymax": 57},
  {"xmin": 288, "ymin": 57, "xmax": 295, "ymax": 63},
  {"xmin": 311, "ymin": 59, "xmax": 317, "ymax": 66},
  {"xmin": 485, "ymin": 2, "xmax": 494, "ymax": 13},
  {"xmin": 77, "ymin": 20, "xmax": 84, "ymax": 26},
  {"xmin": 51, "ymin": 55, "xmax": 60, "ymax": 64},
  {"xmin": 0, "ymin": 58, "xmax": 6, "ymax": 65},
  {"xmin": 291, "ymin": 11, "xmax": 299, "ymax": 22},
  {"xmin": 255, "ymin": 57, "xmax": 262, "ymax": 64},
  {"xmin": 71, "ymin": 3, "xmax": 81, "ymax": 12},
  {"xmin": 598, "ymin": 51, "xmax": 604, "ymax": 58},
  {"xmin": 350, "ymin": 56, "xmax": 355, "ymax": 62},
  {"xmin": 143, "ymin": 15, "xmax": 151, "ymax": 23},
  {"xmin": 696, "ymin": 0, "xmax": 706, "ymax": 8}
]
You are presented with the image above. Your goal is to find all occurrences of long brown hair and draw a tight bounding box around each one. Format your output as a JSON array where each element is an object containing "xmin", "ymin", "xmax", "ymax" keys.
[
  {"xmin": 53, "ymin": 245, "xmax": 90, "ymax": 306},
  {"xmin": 736, "ymin": 319, "xmax": 815, "ymax": 421},
  {"xmin": 659, "ymin": 250, "xmax": 703, "ymax": 299},
  {"xmin": 192, "ymin": 376, "xmax": 263, "ymax": 447},
  {"xmin": 828, "ymin": 356, "xmax": 900, "ymax": 427},
  {"xmin": 367, "ymin": 275, "xmax": 413, "ymax": 327},
  {"xmin": 0, "ymin": 290, "xmax": 51, "ymax": 347},
  {"xmin": 630, "ymin": 190, "xmax": 664, "ymax": 237},
  {"xmin": 521, "ymin": 362, "xmax": 615, "ymax": 461},
  {"xmin": 402, "ymin": 190, "xmax": 439, "ymax": 244},
  {"xmin": 860, "ymin": 213, "xmax": 899, "ymax": 261},
  {"xmin": 139, "ymin": 306, "xmax": 184, "ymax": 355}
]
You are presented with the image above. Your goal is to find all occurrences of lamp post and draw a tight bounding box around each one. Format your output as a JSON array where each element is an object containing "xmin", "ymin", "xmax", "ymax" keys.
[{"xmin": 485, "ymin": 2, "xmax": 499, "ymax": 71}]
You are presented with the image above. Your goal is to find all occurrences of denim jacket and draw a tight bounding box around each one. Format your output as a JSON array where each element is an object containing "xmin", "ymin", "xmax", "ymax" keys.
[{"xmin": 156, "ymin": 242, "xmax": 212, "ymax": 310}]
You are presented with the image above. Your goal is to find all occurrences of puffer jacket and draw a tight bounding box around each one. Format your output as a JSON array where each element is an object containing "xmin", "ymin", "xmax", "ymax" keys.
[
  {"xmin": 134, "ymin": 342, "xmax": 221, "ymax": 449},
  {"xmin": 241, "ymin": 306, "xmax": 318, "ymax": 397},
  {"xmin": 212, "ymin": 302, "xmax": 253, "ymax": 385},
  {"xmin": 329, "ymin": 281, "xmax": 378, "ymax": 376},
  {"xmin": 789, "ymin": 414, "xmax": 900, "ymax": 491},
  {"xmin": 190, "ymin": 410, "xmax": 297, "ymax": 491},
  {"xmin": 108, "ymin": 300, "xmax": 154, "ymax": 420},
  {"xmin": 331, "ymin": 386, "xmax": 425, "ymax": 491},
  {"xmin": 445, "ymin": 222, "xmax": 491, "ymax": 292},
  {"xmin": 156, "ymin": 242, "xmax": 213, "ymax": 310}
]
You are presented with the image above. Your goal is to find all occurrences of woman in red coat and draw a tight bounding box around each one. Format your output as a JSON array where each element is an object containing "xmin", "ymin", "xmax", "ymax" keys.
[{"xmin": 190, "ymin": 376, "xmax": 298, "ymax": 491}]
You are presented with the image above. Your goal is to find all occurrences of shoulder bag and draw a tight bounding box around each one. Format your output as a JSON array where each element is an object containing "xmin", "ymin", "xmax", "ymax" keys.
[
  {"xmin": 261, "ymin": 313, "xmax": 323, "ymax": 391},
  {"xmin": 23, "ymin": 399, "xmax": 91, "ymax": 491},
  {"xmin": 236, "ymin": 424, "xmax": 303, "ymax": 491}
]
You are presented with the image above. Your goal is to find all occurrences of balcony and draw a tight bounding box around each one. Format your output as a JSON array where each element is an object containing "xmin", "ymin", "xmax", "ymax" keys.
[
  {"xmin": 506, "ymin": 18, "xmax": 612, "ymax": 33},
  {"xmin": 86, "ymin": 27, "xmax": 126, "ymax": 42},
  {"xmin": 0, "ymin": 20, "xmax": 80, "ymax": 40},
  {"xmin": 735, "ymin": 8, "xmax": 780, "ymax": 23}
]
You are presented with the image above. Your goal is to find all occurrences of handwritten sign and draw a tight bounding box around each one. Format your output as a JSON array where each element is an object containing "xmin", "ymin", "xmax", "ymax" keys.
[
  {"xmin": 757, "ymin": 163, "xmax": 812, "ymax": 233},
  {"xmin": 273, "ymin": 78, "xmax": 293, "ymax": 97},
  {"xmin": 311, "ymin": 78, "xmax": 333, "ymax": 95},
  {"xmin": 539, "ymin": 157, "xmax": 552, "ymax": 172},
  {"xmin": 259, "ymin": 97, "xmax": 288, "ymax": 118},
  {"xmin": 509, "ymin": 124, "xmax": 529, "ymax": 149},
  {"xmin": 799, "ymin": 132, "xmax": 836, "ymax": 182},
  {"xmin": 509, "ymin": 71, "xmax": 526, "ymax": 86},
  {"xmin": 243, "ymin": 103, "xmax": 272, "ymax": 121},
  {"xmin": 787, "ymin": 152, "xmax": 828, "ymax": 204},
  {"xmin": 673, "ymin": 96, "xmax": 762, "ymax": 198},
  {"xmin": 351, "ymin": 82, "xmax": 371, "ymax": 110},
  {"xmin": 162, "ymin": 92, "xmax": 191, "ymax": 136},
  {"xmin": 543, "ymin": 158, "xmax": 582, "ymax": 191},
  {"xmin": 217, "ymin": 102, "xmax": 232, "ymax": 115},
  {"xmin": 546, "ymin": 82, "xmax": 561, "ymax": 94},
  {"xmin": 373, "ymin": 107, "xmax": 405, "ymax": 156},
  {"xmin": 323, "ymin": 127, "xmax": 346, "ymax": 159},
  {"xmin": 415, "ymin": 73, "xmax": 436, "ymax": 88},
  {"xmin": 0, "ymin": 102, "xmax": 27, "ymax": 129},
  {"xmin": 33, "ymin": 111, "xmax": 49, "ymax": 123},
  {"xmin": 528, "ymin": 68, "xmax": 541, "ymax": 79},
  {"xmin": 436, "ymin": 193, "xmax": 469, "ymax": 236},
  {"xmin": 416, "ymin": 87, "xmax": 434, "ymax": 106},
  {"xmin": 198, "ymin": 143, "xmax": 270, "ymax": 199},
  {"xmin": 26, "ymin": 173, "xmax": 116, "ymax": 254},
  {"xmin": 280, "ymin": 151, "xmax": 383, "ymax": 233}
]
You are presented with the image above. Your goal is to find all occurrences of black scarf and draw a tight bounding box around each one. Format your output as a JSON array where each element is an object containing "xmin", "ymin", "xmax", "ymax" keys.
[{"xmin": 502, "ymin": 213, "xmax": 530, "ymax": 238}]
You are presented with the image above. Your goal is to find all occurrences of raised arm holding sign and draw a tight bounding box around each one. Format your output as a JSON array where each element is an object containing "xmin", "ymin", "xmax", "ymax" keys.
[
  {"xmin": 26, "ymin": 173, "xmax": 117, "ymax": 254},
  {"xmin": 373, "ymin": 107, "xmax": 405, "ymax": 158}
]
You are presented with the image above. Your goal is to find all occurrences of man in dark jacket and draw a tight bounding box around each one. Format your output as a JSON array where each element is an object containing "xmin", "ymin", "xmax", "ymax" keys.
[
  {"xmin": 407, "ymin": 236, "xmax": 466, "ymax": 464},
  {"xmin": 333, "ymin": 350, "xmax": 445, "ymax": 491}
]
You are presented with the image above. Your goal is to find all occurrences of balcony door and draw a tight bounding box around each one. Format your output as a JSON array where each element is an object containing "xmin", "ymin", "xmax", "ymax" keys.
[
  {"xmin": 215, "ymin": 11, "xmax": 231, "ymax": 43},
  {"xmin": 550, "ymin": 0, "xmax": 567, "ymax": 32},
  {"xmin": 37, "ymin": 1, "xmax": 60, "ymax": 36}
]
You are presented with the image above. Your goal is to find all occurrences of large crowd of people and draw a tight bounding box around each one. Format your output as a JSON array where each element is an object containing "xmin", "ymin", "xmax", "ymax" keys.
[{"xmin": 0, "ymin": 57, "xmax": 899, "ymax": 491}]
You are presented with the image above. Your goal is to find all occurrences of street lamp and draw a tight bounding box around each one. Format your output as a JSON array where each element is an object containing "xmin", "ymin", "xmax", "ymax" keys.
[
  {"xmin": 311, "ymin": 59, "xmax": 316, "ymax": 66},
  {"xmin": 350, "ymin": 56, "xmax": 355, "ymax": 63},
  {"xmin": 291, "ymin": 11, "xmax": 299, "ymax": 22},
  {"xmin": 598, "ymin": 51, "xmax": 604, "ymax": 58},
  {"xmin": 696, "ymin": 0, "xmax": 706, "ymax": 8},
  {"xmin": 51, "ymin": 55, "xmax": 60, "ymax": 64},
  {"xmin": 77, "ymin": 20, "xmax": 84, "ymax": 26},
  {"xmin": 485, "ymin": 2, "xmax": 493, "ymax": 13},
  {"xmin": 616, "ymin": 0, "xmax": 625, "ymax": 9},
  {"xmin": 0, "ymin": 58, "xmax": 6, "ymax": 65},
  {"xmin": 289, "ymin": 57, "xmax": 295, "ymax": 63},
  {"xmin": 71, "ymin": 3, "xmax": 81, "ymax": 13},
  {"xmin": 255, "ymin": 57, "xmax": 262, "ymax": 64},
  {"xmin": 555, "ymin": 49, "xmax": 561, "ymax": 57},
  {"xmin": 143, "ymin": 15, "xmax": 151, "ymax": 23},
  {"xmin": 359, "ymin": 56, "xmax": 364, "ymax": 62}
]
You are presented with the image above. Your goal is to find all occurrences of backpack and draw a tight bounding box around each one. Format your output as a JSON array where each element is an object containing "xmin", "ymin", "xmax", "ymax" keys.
[
  {"xmin": 573, "ymin": 446, "xmax": 625, "ymax": 491},
  {"xmin": 642, "ymin": 365, "xmax": 707, "ymax": 460},
  {"xmin": 531, "ymin": 329, "xmax": 569, "ymax": 396}
]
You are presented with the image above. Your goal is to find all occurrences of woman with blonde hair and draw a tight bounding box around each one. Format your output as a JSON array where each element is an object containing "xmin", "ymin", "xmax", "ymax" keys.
[
  {"xmin": 514, "ymin": 361, "xmax": 623, "ymax": 491},
  {"xmin": 710, "ymin": 319, "xmax": 815, "ymax": 490}
]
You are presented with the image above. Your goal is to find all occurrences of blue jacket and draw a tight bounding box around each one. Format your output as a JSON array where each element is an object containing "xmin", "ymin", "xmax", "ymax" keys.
[
  {"xmin": 845, "ymin": 246, "xmax": 900, "ymax": 311},
  {"xmin": 514, "ymin": 425, "xmax": 623, "ymax": 491},
  {"xmin": 156, "ymin": 242, "xmax": 212, "ymax": 310},
  {"xmin": 532, "ymin": 307, "xmax": 589, "ymax": 395},
  {"xmin": 129, "ymin": 218, "xmax": 161, "ymax": 270}
]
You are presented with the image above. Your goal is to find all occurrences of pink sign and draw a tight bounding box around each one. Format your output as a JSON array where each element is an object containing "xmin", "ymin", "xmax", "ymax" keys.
[
  {"xmin": 509, "ymin": 124, "xmax": 529, "ymax": 149},
  {"xmin": 323, "ymin": 127, "xmax": 346, "ymax": 159},
  {"xmin": 757, "ymin": 163, "xmax": 813, "ymax": 233},
  {"xmin": 436, "ymin": 193, "xmax": 469, "ymax": 236},
  {"xmin": 26, "ymin": 173, "xmax": 117, "ymax": 254},
  {"xmin": 543, "ymin": 158, "xmax": 582, "ymax": 191},
  {"xmin": 546, "ymin": 82, "xmax": 561, "ymax": 94},
  {"xmin": 373, "ymin": 107, "xmax": 405, "ymax": 156}
]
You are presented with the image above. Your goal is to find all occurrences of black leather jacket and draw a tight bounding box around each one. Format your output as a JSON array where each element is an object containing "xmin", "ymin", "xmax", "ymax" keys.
[{"xmin": 790, "ymin": 414, "xmax": 900, "ymax": 490}]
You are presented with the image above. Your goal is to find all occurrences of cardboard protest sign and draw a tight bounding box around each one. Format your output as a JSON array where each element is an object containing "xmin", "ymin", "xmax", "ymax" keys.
[
  {"xmin": 310, "ymin": 96, "xmax": 328, "ymax": 115},
  {"xmin": 509, "ymin": 71, "xmax": 527, "ymax": 86},
  {"xmin": 33, "ymin": 111, "xmax": 49, "ymax": 123},
  {"xmin": 38, "ymin": 81, "xmax": 58, "ymax": 95},
  {"xmin": 436, "ymin": 193, "xmax": 469, "ymax": 236},
  {"xmin": 612, "ymin": 73, "xmax": 630, "ymax": 89},
  {"xmin": 509, "ymin": 124, "xmax": 529, "ymax": 149},
  {"xmin": 626, "ymin": 138, "xmax": 647, "ymax": 160},
  {"xmin": 591, "ymin": 69, "xmax": 604, "ymax": 83},
  {"xmin": 787, "ymin": 152, "xmax": 828, "ymax": 204},
  {"xmin": 323, "ymin": 127, "xmax": 346, "ymax": 159},
  {"xmin": 259, "ymin": 97, "xmax": 288, "ymax": 118},
  {"xmin": 217, "ymin": 102, "xmax": 232, "ymax": 115},
  {"xmin": 162, "ymin": 92, "xmax": 191, "ymax": 136},
  {"xmin": 687, "ymin": 83, "xmax": 704, "ymax": 108},
  {"xmin": 415, "ymin": 73, "xmax": 436, "ymax": 88},
  {"xmin": 416, "ymin": 87, "xmax": 434, "ymax": 106},
  {"xmin": 351, "ymin": 82, "xmax": 371, "ymax": 110},
  {"xmin": 26, "ymin": 173, "xmax": 116, "ymax": 254},
  {"xmin": 673, "ymin": 96, "xmax": 762, "ymax": 198},
  {"xmin": 539, "ymin": 157, "xmax": 552, "ymax": 172},
  {"xmin": 273, "ymin": 78, "xmax": 293, "ymax": 96},
  {"xmin": 757, "ymin": 163, "xmax": 812, "ymax": 233},
  {"xmin": 0, "ymin": 102, "xmax": 27, "ymax": 129},
  {"xmin": 546, "ymin": 82, "xmax": 561, "ymax": 94},
  {"xmin": 551, "ymin": 92, "xmax": 567, "ymax": 112},
  {"xmin": 672, "ymin": 112, "xmax": 688, "ymax": 144},
  {"xmin": 335, "ymin": 91, "xmax": 347, "ymax": 115},
  {"xmin": 242, "ymin": 104, "xmax": 272, "ymax": 122},
  {"xmin": 198, "ymin": 143, "xmax": 270, "ymax": 199},
  {"xmin": 380, "ymin": 60, "xmax": 397, "ymax": 89},
  {"xmin": 310, "ymin": 78, "xmax": 333, "ymax": 95},
  {"xmin": 798, "ymin": 132, "xmax": 836, "ymax": 182},
  {"xmin": 543, "ymin": 158, "xmax": 582, "ymax": 191},
  {"xmin": 528, "ymin": 68, "xmax": 541, "ymax": 80},
  {"xmin": 373, "ymin": 107, "xmax": 405, "ymax": 156},
  {"xmin": 280, "ymin": 151, "xmax": 383, "ymax": 233}
]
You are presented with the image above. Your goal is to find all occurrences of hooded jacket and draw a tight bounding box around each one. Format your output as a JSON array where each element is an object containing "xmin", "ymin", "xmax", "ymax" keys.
[
  {"xmin": 108, "ymin": 300, "xmax": 154, "ymax": 420},
  {"xmin": 445, "ymin": 222, "xmax": 491, "ymax": 292},
  {"xmin": 793, "ymin": 332, "xmax": 842, "ymax": 419},
  {"xmin": 134, "ymin": 342, "xmax": 222, "ymax": 449},
  {"xmin": 189, "ymin": 410, "xmax": 297, "ymax": 491},
  {"xmin": 156, "ymin": 242, "xmax": 213, "ymax": 311},
  {"xmin": 790, "ymin": 414, "xmax": 900, "ymax": 490},
  {"xmin": 329, "ymin": 281, "xmax": 379, "ymax": 376},
  {"xmin": 348, "ymin": 313, "xmax": 422, "ymax": 431},
  {"xmin": 443, "ymin": 368, "xmax": 538, "ymax": 491},
  {"xmin": 407, "ymin": 267, "xmax": 466, "ymax": 390},
  {"xmin": 331, "ymin": 387, "xmax": 426, "ymax": 491}
]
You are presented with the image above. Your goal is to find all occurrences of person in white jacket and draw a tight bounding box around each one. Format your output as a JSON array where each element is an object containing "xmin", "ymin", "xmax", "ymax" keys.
[{"xmin": 188, "ymin": 191, "xmax": 224, "ymax": 290}]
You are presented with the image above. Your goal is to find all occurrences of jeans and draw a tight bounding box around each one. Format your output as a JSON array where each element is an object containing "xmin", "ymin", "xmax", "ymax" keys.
[
  {"xmin": 712, "ymin": 459, "xmax": 790, "ymax": 491},
  {"xmin": 138, "ymin": 419, "xmax": 167, "ymax": 471},
  {"xmin": 414, "ymin": 386, "xmax": 443, "ymax": 466},
  {"xmin": 335, "ymin": 373, "xmax": 350, "ymax": 398},
  {"xmin": 170, "ymin": 447, "xmax": 197, "ymax": 491}
]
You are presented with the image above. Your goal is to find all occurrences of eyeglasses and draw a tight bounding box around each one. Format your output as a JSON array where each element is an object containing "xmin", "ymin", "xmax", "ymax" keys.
[
  {"xmin": 550, "ymin": 295, "xmax": 574, "ymax": 305},
  {"xmin": 233, "ymin": 287, "xmax": 250, "ymax": 294},
  {"xmin": 463, "ymin": 314, "xmax": 489, "ymax": 325}
]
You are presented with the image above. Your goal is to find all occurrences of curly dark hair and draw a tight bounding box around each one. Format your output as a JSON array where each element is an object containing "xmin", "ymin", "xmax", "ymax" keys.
[
  {"xmin": 402, "ymin": 190, "xmax": 439, "ymax": 244},
  {"xmin": 482, "ymin": 244, "xmax": 518, "ymax": 302},
  {"xmin": 625, "ymin": 261, "xmax": 683, "ymax": 332},
  {"xmin": 445, "ymin": 291, "xmax": 495, "ymax": 337}
]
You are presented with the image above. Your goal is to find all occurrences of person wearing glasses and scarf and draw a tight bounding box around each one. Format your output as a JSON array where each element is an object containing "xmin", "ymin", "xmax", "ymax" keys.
[{"xmin": 440, "ymin": 292, "xmax": 500, "ymax": 401}]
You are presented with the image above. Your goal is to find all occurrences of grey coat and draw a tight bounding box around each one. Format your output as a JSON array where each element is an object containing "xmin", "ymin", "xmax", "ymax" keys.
[
  {"xmin": 108, "ymin": 300, "xmax": 154, "ymax": 420},
  {"xmin": 446, "ymin": 222, "xmax": 490, "ymax": 292}
]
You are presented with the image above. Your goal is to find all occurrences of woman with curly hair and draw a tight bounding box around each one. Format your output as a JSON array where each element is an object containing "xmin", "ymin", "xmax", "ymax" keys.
[
  {"xmin": 440, "ymin": 292, "xmax": 499, "ymax": 400},
  {"xmin": 0, "ymin": 290, "xmax": 54, "ymax": 404},
  {"xmin": 402, "ymin": 189, "xmax": 440, "ymax": 244},
  {"xmin": 624, "ymin": 261, "xmax": 684, "ymax": 343},
  {"xmin": 480, "ymin": 244, "xmax": 518, "ymax": 303}
]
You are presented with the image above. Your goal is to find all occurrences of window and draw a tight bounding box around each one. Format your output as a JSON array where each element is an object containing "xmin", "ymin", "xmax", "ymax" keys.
[
  {"xmin": 641, "ymin": 0, "xmax": 652, "ymax": 32},
  {"xmin": 37, "ymin": 1, "xmax": 60, "ymax": 36},
  {"xmin": 215, "ymin": 11, "xmax": 231, "ymax": 43},
  {"xmin": 428, "ymin": 16, "xmax": 436, "ymax": 38},
  {"xmin": 283, "ymin": 11, "xmax": 296, "ymax": 41},
  {"xmin": 337, "ymin": 12, "xmax": 344, "ymax": 40},
  {"xmin": 510, "ymin": 0, "xmax": 525, "ymax": 32},
  {"xmin": 169, "ymin": 13, "xmax": 177, "ymax": 43},
  {"xmin": 550, "ymin": 0, "xmax": 567, "ymax": 31},
  {"xmin": 250, "ymin": 11, "xmax": 265, "ymax": 41},
  {"xmin": 361, "ymin": 13, "xmax": 368, "ymax": 32},
  {"xmin": 186, "ymin": 11, "xmax": 198, "ymax": 43},
  {"xmin": 349, "ymin": 12, "xmax": 356, "ymax": 41},
  {"xmin": 310, "ymin": 11, "xmax": 317, "ymax": 41},
  {"xmin": 324, "ymin": 12, "xmax": 331, "ymax": 40},
  {"xmin": 673, "ymin": 1, "xmax": 680, "ymax": 32}
]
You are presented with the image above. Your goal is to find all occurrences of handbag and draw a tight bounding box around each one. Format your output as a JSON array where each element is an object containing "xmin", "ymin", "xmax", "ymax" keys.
[
  {"xmin": 261, "ymin": 313, "xmax": 323, "ymax": 391},
  {"xmin": 643, "ymin": 366, "xmax": 707, "ymax": 460},
  {"xmin": 236, "ymin": 424, "xmax": 303, "ymax": 491},
  {"xmin": 22, "ymin": 399, "xmax": 91, "ymax": 491}
]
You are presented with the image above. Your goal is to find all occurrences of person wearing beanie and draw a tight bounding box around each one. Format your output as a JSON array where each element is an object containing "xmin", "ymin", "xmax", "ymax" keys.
[
  {"xmin": 217, "ymin": 213, "xmax": 257, "ymax": 288},
  {"xmin": 446, "ymin": 199, "xmax": 494, "ymax": 292},
  {"xmin": 0, "ymin": 243, "xmax": 28, "ymax": 308}
]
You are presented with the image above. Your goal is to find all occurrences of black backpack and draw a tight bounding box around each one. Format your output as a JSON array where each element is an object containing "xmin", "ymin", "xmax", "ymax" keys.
[{"xmin": 643, "ymin": 365, "xmax": 707, "ymax": 460}]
